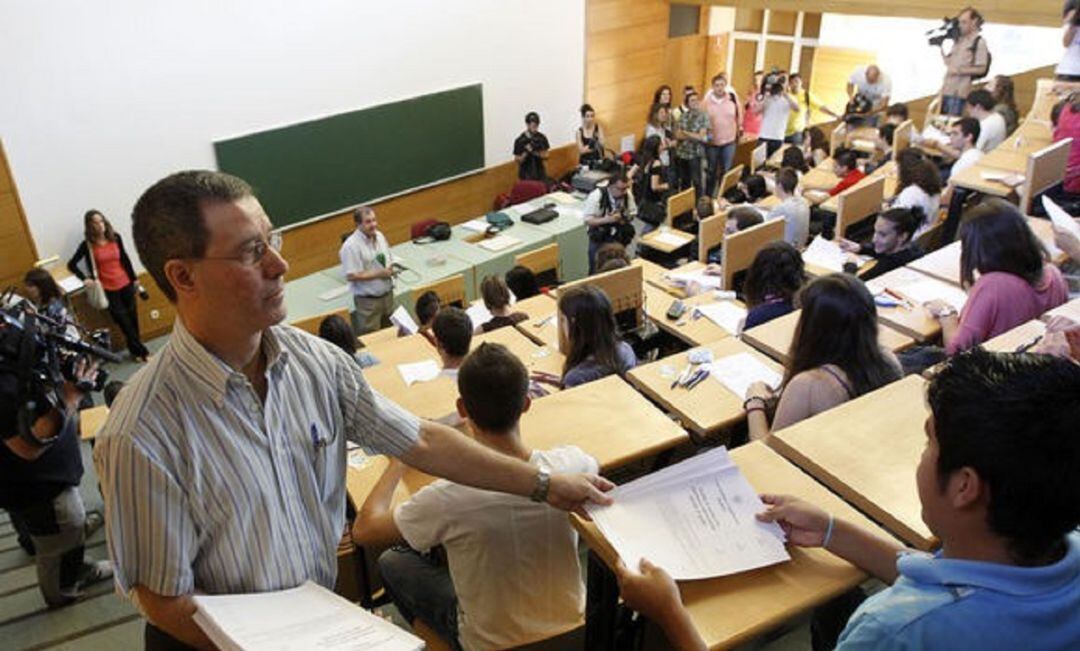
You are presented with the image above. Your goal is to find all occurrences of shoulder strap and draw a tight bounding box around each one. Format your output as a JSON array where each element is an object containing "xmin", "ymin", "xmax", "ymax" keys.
[{"xmin": 820, "ymin": 364, "xmax": 856, "ymax": 399}]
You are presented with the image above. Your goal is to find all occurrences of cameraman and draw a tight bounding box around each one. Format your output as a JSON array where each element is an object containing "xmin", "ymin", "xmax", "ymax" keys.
[
  {"xmin": 513, "ymin": 111, "xmax": 550, "ymax": 181},
  {"xmin": 583, "ymin": 171, "xmax": 637, "ymax": 273},
  {"xmin": 1, "ymin": 357, "xmax": 112, "ymax": 607},
  {"xmin": 755, "ymin": 71, "xmax": 798, "ymax": 157},
  {"xmin": 940, "ymin": 7, "xmax": 991, "ymax": 116},
  {"xmin": 846, "ymin": 65, "xmax": 892, "ymax": 122}
]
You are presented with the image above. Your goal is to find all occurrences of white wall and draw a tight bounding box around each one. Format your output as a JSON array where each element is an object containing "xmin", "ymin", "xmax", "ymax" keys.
[
  {"xmin": 818, "ymin": 14, "xmax": 1061, "ymax": 102},
  {"xmin": 0, "ymin": 0, "xmax": 585, "ymax": 265}
]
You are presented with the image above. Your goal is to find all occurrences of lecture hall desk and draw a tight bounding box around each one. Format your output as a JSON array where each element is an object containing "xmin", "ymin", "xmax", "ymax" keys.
[
  {"xmin": 1043, "ymin": 296, "xmax": 1080, "ymax": 323},
  {"xmin": 982, "ymin": 319, "xmax": 1047, "ymax": 353},
  {"xmin": 626, "ymin": 337, "xmax": 782, "ymax": 440},
  {"xmin": 643, "ymin": 283, "xmax": 737, "ymax": 348},
  {"xmin": 741, "ymin": 308, "xmax": 915, "ymax": 366},
  {"xmin": 863, "ymin": 267, "xmax": 951, "ymax": 342},
  {"xmin": 79, "ymin": 404, "xmax": 109, "ymax": 441},
  {"xmin": 572, "ymin": 442, "xmax": 898, "ymax": 651},
  {"xmin": 767, "ymin": 375, "xmax": 936, "ymax": 551}
]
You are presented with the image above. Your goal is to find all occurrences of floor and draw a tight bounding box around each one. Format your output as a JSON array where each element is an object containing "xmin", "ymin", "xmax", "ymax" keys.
[{"xmin": 0, "ymin": 335, "xmax": 817, "ymax": 651}]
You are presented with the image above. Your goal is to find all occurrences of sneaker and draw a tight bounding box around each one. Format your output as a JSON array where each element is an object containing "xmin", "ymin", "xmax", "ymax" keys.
[
  {"xmin": 84, "ymin": 511, "xmax": 105, "ymax": 537},
  {"xmin": 77, "ymin": 560, "xmax": 114, "ymax": 588}
]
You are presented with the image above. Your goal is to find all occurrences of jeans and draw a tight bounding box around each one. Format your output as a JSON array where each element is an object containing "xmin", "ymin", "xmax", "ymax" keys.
[
  {"xmin": 105, "ymin": 283, "xmax": 149, "ymax": 358},
  {"xmin": 941, "ymin": 94, "xmax": 966, "ymax": 117},
  {"xmin": 675, "ymin": 156, "xmax": 703, "ymax": 198},
  {"xmin": 758, "ymin": 138, "xmax": 783, "ymax": 157},
  {"xmin": 9, "ymin": 486, "xmax": 89, "ymax": 607},
  {"xmin": 705, "ymin": 142, "xmax": 736, "ymax": 198},
  {"xmin": 379, "ymin": 546, "xmax": 462, "ymax": 651}
]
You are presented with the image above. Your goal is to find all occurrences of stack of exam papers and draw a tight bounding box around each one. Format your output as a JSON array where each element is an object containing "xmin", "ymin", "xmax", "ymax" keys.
[
  {"xmin": 693, "ymin": 302, "xmax": 747, "ymax": 335},
  {"xmin": 193, "ymin": 581, "xmax": 422, "ymax": 651},
  {"xmin": 586, "ymin": 447, "xmax": 789, "ymax": 580},
  {"xmin": 397, "ymin": 359, "xmax": 440, "ymax": 386},
  {"xmin": 706, "ymin": 352, "xmax": 782, "ymax": 400},
  {"xmin": 802, "ymin": 236, "xmax": 855, "ymax": 273}
]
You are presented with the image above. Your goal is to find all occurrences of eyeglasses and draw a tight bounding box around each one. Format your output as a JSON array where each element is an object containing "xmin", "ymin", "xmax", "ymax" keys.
[{"xmin": 199, "ymin": 232, "xmax": 283, "ymax": 266}]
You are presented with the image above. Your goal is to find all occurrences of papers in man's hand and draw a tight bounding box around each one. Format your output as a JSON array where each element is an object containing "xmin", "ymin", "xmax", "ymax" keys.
[
  {"xmin": 192, "ymin": 581, "xmax": 422, "ymax": 651},
  {"xmin": 707, "ymin": 353, "xmax": 782, "ymax": 400},
  {"xmin": 1043, "ymin": 196, "xmax": 1080, "ymax": 239},
  {"xmin": 57, "ymin": 275, "xmax": 84, "ymax": 294},
  {"xmin": 585, "ymin": 447, "xmax": 789, "ymax": 580},
  {"xmin": 921, "ymin": 124, "xmax": 950, "ymax": 146},
  {"xmin": 397, "ymin": 360, "xmax": 440, "ymax": 386},
  {"xmin": 461, "ymin": 218, "xmax": 490, "ymax": 233},
  {"xmin": 693, "ymin": 301, "xmax": 747, "ymax": 335},
  {"xmin": 478, "ymin": 234, "xmax": 522, "ymax": 251},
  {"xmin": 318, "ymin": 285, "xmax": 350, "ymax": 301},
  {"xmin": 900, "ymin": 279, "xmax": 968, "ymax": 312},
  {"xmin": 801, "ymin": 236, "xmax": 849, "ymax": 273},
  {"xmin": 666, "ymin": 270, "xmax": 723, "ymax": 291},
  {"xmin": 652, "ymin": 230, "xmax": 693, "ymax": 248},
  {"xmin": 389, "ymin": 305, "xmax": 418, "ymax": 335}
]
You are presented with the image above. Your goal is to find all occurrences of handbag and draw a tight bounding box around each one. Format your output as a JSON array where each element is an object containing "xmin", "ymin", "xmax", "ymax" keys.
[
  {"xmin": 638, "ymin": 200, "xmax": 666, "ymax": 227},
  {"xmin": 84, "ymin": 241, "xmax": 109, "ymax": 310}
]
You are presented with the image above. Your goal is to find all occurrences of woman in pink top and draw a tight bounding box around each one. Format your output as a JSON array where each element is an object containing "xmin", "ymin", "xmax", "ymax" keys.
[
  {"xmin": 703, "ymin": 72, "xmax": 741, "ymax": 198},
  {"xmin": 742, "ymin": 70, "xmax": 764, "ymax": 139},
  {"xmin": 67, "ymin": 210, "xmax": 150, "ymax": 361},
  {"xmin": 1052, "ymin": 93, "xmax": 1080, "ymax": 193},
  {"xmin": 926, "ymin": 200, "xmax": 1068, "ymax": 355}
]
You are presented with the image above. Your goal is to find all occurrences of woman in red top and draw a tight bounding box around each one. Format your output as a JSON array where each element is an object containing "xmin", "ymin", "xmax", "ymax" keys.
[{"xmin": 67, "ymin": 210, "xmax": 150, "ymax": 361}]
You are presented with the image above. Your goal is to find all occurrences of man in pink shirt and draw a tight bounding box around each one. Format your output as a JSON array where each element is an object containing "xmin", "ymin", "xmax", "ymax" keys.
[{"xmin": 703, "ymin": 72, "xmax": 741, "ymax": 198}]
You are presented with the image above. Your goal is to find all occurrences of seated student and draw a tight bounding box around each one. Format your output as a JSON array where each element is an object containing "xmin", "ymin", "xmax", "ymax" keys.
[
  {"xmin": 966, "ymin": 89, "xmax": 1007, "ymax": 153},
  {"xmin": 826, "ymin": 149, "xmax": 865, "ymax": 197},
  {"xmin": 839, "ymin": 207, "xmax": 926, "ymax": 281},
  {"xmin": 319, "ymin": 313, "xmax": 379, "ymax": 368},
  {"xmin": 413, "ymin": 290, "xmax": 442, "ymax": 346},
  {"xmin": 803, "ymin": 126, "xmax": 829, "ymax": 167},
  {"xmin": 477, "ymin": 275, "xmax": 527, "ymax": 333},
  {"xmin": 742, "ymin": 173, "xmax": 769, "ymax": 204},
  {"xmin": 926, "ymin": 200, "xmax": 1068, "ymax": 355},
  {"xmin": 432, "ymin": 306, "xmax": 473, "ymax": 377},
  {"xmin": 354, "ymin": 342, "xmax": 597, "ymax": 651},
  {"xmin": 505, "ymin": 265, "xmax": 540, "ymax": 300},
  {"xmin": 780, "ymin": 145, "xmax": 810, "ymax": 174},
  {"xmin": 1052, "ymin": 92, "xmax": 1080, "ymax": 195},
  {"xmin": 558, "ymin": 285, "xmax": 637, "ymax": 388},
  {"xmin": 614, "ymin": 349, "xmax": 1080, "ymax": 651},
  {"xmin": 594, "ymin": 242, "xmax": 631, "ymax": 272},
  {"xmin": 987, "ymin": 74, "xmax": 1019, "ymax": 136},
  {"xmin": 743, "ymin": 274, "xmax": 902, "ymax": 438},
  {"xmin": 725, "ymin": 205, "xmax": 764, "ymax": 235},
  {"xmin": 694, "ymin": 195, "xmax": 715, "ymax": 222},
  {"xmin": 718, "ymin": 185, "xmax": 748, "ymax": 211},
  {"xmin": 884, "ymin": 102, "xmax": 909, "ymax": 125},
  {"xmin": 891, "ymin": 150, "xmax": 942, "ymax": 238},
  {"xmin": 742, "ymin": 241, "xmax": 805, "ymax": 329},
  {"xmin": 867, "ymin": 123, "xmax": 896, "ymax": 171},
  {"xmin": 948, "ymin": 116, "xmax": 984, "ymax": 177},
  {"xmin": 767, "ymin": 167, "xmax": 810, "ymax": 247}
]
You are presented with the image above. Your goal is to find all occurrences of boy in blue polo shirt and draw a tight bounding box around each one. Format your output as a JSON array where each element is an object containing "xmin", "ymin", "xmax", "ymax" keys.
[{"xmin": 613, "ymin": 349, "xmax": 1080, "ymax": 650}]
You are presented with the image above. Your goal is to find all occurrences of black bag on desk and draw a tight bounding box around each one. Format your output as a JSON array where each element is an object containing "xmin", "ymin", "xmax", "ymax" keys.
[
  {"xmin": 637, "ymin": 200, "xmax": 665, "ymax": 227},
  {"xmin": 521, "ymin": 207, "xmax": 558, "ymax": 224},
  {"xmin": 426, "ymin": 221, "xmax": 452, "ymax": 240}
]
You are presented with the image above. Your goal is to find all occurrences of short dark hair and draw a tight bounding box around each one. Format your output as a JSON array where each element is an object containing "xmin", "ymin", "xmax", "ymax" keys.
[
  {"xmin": 525, "ymin": 111, "xmax": 540, "ymax": 124},
  {"xmin": 781, "ymin": 147, "xmax": 809, "ymax": 173},
  {"xmin": 580, "ymin": 103, "xmax": 595, "ymax": 117},
  {"xmin": 927, "ymin": 349, "xmax": 1080, "ymax": 564},
  {"xmin": 807, "ymin": 127, "xmax": 828, "ymax": 153},
  {"xmin": 958, "ymin": 199, "xmax": 1047, "ymax": 289},
  {"xmin": 834, "ymin": 149, "xmax": 858, "ymax": 172},
  {"xmin": 711, "ymin": 72, "xmax": 727, "ymax": 84},
  {"xmin": 729, "ymin": 206, "xmax": 764, "ymax": 231},
  {"xmin": 878, "ymin": 123, "xmax": 897, "ymax": 146},
  {"xmin": 955, "ymin": 116, "xmax": 981, "ymax": 144},
  {"xmin": 594, "ymin": 242, "xmax": 629, "ymax": 270},
  {"xmin": 877, "ymin": 207, "xmax": 920, "ymax": 243},
  {"xmin": 722, "ymin": 186, "xmax": 748, "ymax": 205},
  {"xmin": 318, "ymin": 314, "xmax": 357, "ymax": 355},
  {"xmin": 897, "ymin": 150, "xmax": 942, "ymax": 198},
  {"xmin": 960, "ymin": 6, "xmax": 984, "ymax": 26},
  {"xmin": 353, "ymin": 205, "xmax": 374, "ymax": 225},
  {"xmin": 885, "ymin": 103, "xmax": 910, "ymax": 120},
  {"xmin": 131, "ymin": 170, "xmax": 253, "ymax": 302},
  {"xmin": 458, "ymin": 342, "xmax": 529, "ymax": 432},
  {"xmin": 505, "ymin": 265, "xmax": 540, "ymax": 300},
  {"xmin": 743, "ymin": 241, "xmax": 805, "ymax": 308},
  {"xmin": 776, "ymin": 167, "xmax": 799, "ymax": 194},
  {"xmin": 743, "ymin": 174, "xmax": 768, "ymax": 202},
  {"xmin": 433, "ymin": 306, "xmax": 472, "ymax": 358},
  {"xmin": 966, "ymin": 89, "xmax": 995, "ymax": 111},
  {"xmin": 415, "ymin": 290, "xmax": 441, "ymax": 326},
  {"xmin": 480, "ymin": 274, "xmax": 512, "ymax": 310}
]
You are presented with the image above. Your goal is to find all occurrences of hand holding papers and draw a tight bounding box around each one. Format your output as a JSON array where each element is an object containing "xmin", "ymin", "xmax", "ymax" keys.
[
  {"xmin": 193, "ymin": 581, "xmax": 422, "ymax": 651},
  {"xmin": 397, "ymin": 359, "xmax": 440, "ymax": 386},
  {"xmin": 802, "ymin": 236, "xmax": 850, "ymax": 273},
  {"xmin": 586, "ymin": 448, "xmax": 789, "ymax": 581}
]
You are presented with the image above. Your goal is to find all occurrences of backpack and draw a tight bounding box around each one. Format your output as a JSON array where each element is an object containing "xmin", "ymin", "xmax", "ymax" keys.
[
  {"xmin": 970, "ymin": 35, "xmax": 991, "ymax": 80},
  {"xmin": 485, "ymin": 211, "xmax": 514, "ymax": 231},
  {"xmin": 426, "ymin": 221, "xmax": 451, "ymax": 240}
]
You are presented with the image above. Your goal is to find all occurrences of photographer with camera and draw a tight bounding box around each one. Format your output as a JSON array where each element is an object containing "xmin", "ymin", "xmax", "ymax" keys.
[
  {"xmin": 583, "ymin": 171, "xmax": 638, "ymax": 273},
  {"xmin": 513, "ymin": 111, "xmax": 550, "ymax": 181},
  {"xmin": 67, "ymin": 210, "xmax": 151, "ymax": 363},
  {"xmin": 846, "ymin": 65, "xmax": 892, "ymax": 123},
  {"xmin": 938, "ymin": 7, "xmax": 991, "ymax": 117},
  {"xmin": 755, "ymin": 70, "xmax": 798, "ymax": 157},
  {"xmin": 1, "ymin": 341, "xmax": 112, "ymax": 607}
]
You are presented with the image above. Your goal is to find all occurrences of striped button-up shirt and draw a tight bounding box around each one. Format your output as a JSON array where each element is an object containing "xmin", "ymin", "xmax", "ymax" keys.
[{"xmin": 93, "ymin": 319, "xmax": 419, "ymax": 597}]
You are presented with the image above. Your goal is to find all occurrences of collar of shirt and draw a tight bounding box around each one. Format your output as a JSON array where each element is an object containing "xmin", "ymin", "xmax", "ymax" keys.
[
  {"xmin": 897, "ymin": 532, "xmax": 1080, "ymax": 597},
  {"xmin": 170, "ymin": 318, "xmax": 290, "ymax": 408}
]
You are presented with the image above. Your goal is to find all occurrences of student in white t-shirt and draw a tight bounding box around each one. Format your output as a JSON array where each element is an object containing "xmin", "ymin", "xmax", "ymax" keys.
[
  {"xmin": 891, "ymin": 150, "xmax": 942, "ymax": 238},
  {"xmin": 353, "ymin": 342, "xmax": 598, "ymax": 651},
  {"xmin": 966, "ymin": 89, "xmax": 1006, "ymax": 152},
  {"xmin": 949, "ymin": 117, "xmax": 984, "ymax": 178},
  {"xmin": 755, "ymin": 73, "xmax": 799, "ymax": 157}
]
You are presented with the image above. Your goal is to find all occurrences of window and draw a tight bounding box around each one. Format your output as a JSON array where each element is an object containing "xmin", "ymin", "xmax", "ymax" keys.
[{"xmin": 669, "ymin": 4, "xmax": 700, "ymax": 38}]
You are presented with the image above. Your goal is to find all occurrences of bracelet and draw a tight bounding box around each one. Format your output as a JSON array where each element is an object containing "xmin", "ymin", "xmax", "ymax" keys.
[
  {"xmin": 742, "ymin": 396, "xmax": 766, "ymax": 411},
  {"xmin": 822, "ymin": 514, "xmax": 836, "ymax": 549},
  {"xmin": 745, "ymin": 406, "xmax": 766, "ymax": 416},
  {"xmin": 530, "ymin": 466, "xmax": 551, "ymax": 503}
]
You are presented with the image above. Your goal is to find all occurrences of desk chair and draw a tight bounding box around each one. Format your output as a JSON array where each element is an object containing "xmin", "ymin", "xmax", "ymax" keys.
[
  {"xmin": 835, "ymin": 175, "xmax": 885, "ymax": 239},
  {"xmin": 515, "ymin": 242, "xmax": 560, "ymax": 287},
  {"xmin": 749, "ymin": 142, "xmax": 768, "ymax": 175},
  {"xmin": 1017, "ymin": 138, "xmax": 1071, "ymax": 214},
  {"xmin": 561, "ymin": 264, "xmax": 645, "ymax": 330},
  {"xmin": 893, "ymin": 119, "xmax": 914, "ymax": 156},
  {"xmin": 412, "ymin": 274, "xmax": 467, "ymax": 310},
  {"xmin": 719, "ymin": 218, "xmax": 785, "ymax": 292},
  {"xmin": 829, "ymin": 126, "xmax": 846, "ymax": 157},
  {"xmin": 914, "ymin": 219, "xmax": 946, "ymax": 254},
  {"xmin": 289, "ymin": 307, "xmax": 351, "ymax": 336},
  {"xmin": 716, "ymin": 164, "xmax": 744, "ymax": 199},
  {"xmin": 697, "ymin": 212, "xmax": 725, "ymax": 264},
  {"xmin": 665, "ymin": 187, "xmax": 696, "ymax": 229}
]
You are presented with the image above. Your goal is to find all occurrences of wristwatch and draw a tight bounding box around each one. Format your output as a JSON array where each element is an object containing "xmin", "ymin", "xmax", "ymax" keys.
[
  {"xmin": 935, "ymin": 305, "xmax": 958, "ymax": 319},
  {"xmin": 530, "ymin": 466, "xmax": 551, "ymax": 503}
]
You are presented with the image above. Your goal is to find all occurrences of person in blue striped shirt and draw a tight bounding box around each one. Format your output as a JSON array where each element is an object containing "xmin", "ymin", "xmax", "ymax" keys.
[{"xmin": 93, "ymin": 170, "xmax": 613, "ymax": 650}]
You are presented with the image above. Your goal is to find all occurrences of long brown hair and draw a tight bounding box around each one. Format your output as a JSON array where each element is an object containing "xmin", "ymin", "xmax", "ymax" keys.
[
  {"xmin": 558, "ymin": 285, "xmax": 623, "ymax": 379},
  {"xmin": 990, "ymin": 75, "xmax": 1017, "ymax": 115},
  {"xmin": 83, "ymin": 209, "xmax": 117, "ymax": 243},
  {"xmin": 787, "ymin": 274, "xmax": 900, "ymax": 396},
  {"xmin": 958, "ymin": 199, "xmax": 1047, "ymax": 289},
  {"xmin": 24, "ymin": 268, "xmax": 63, "ymax": 306}
]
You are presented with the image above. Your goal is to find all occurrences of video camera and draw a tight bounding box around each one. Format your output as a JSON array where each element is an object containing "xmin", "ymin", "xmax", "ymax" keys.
[
  {"xmin": 760, "ymin": 68, "xmax": 787, "ymax": 97},
  {"xmin": 0, "ymin": 288, "xmax": 119, "ymax": 443},
  {"xmin": 926, "ymin": 16, "xmax": 961, "ymax": 47}
]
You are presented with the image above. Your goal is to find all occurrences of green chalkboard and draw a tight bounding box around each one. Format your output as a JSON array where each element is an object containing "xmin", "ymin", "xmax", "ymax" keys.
[{"xmin": 214, "ymin": 85, "xmax": 484, "ymax": 228}]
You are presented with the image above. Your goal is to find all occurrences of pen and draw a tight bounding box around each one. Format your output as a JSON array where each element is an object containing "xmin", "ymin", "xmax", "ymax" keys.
[
  {"xmin": 1015, "ymin": 335, "xmax": 1043, "ymax": 353},
  {"xmin": 687, "ymin": 369, "xmax": 710, "ymax": 390},
  {"xmin": 882, "ymin": 288, "xmax": 913, "ymax": 310}
]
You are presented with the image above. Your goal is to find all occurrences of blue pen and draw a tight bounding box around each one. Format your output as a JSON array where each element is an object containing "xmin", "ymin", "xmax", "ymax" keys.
[{"xmin": 310, "ymin": 423, "xmax": 322, "ymax": 449}]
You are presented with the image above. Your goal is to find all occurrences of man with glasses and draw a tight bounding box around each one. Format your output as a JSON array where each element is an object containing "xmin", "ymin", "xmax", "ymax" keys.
[
  {"xmin": 93, "ymin": 171, "xmax": 613, "ymax": 650},
  {"xmin": 340, "ymin": 205, "xmax": 394, "ymax": 334}
]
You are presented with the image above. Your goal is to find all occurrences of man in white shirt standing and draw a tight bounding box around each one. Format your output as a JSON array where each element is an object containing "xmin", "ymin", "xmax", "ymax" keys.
[
  {"xmin": 966, "ymin": 89, "xmax": 1006, "ymax": 152},
  {"xmin": 847, "ymin": 64, "xmax": 892, "ymax": 118},
  {"xmin": 340, "ymin": 206, "xmax": 395, "ymax": 334}
]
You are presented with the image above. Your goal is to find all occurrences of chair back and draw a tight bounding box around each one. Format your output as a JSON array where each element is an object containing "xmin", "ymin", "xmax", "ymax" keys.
[
  {"xmin": 1019, "ymin": 138, "xmax": 1071, "ymax": 213},
  {"xmin": 717, "ymin": 164, "xmax": 744, "ymax": 199},
  {"xmin": 290, "ymin": 307, "xmax": 350, "ymax": 336},
  {"xmin": 719, "ymin": 218, "xmax": 785, "ymax": 291},
  {"xmin": 412, "ymin": 274, "xmax": 467, "ymax": 310},
  {"xmin": 836, "ymin": 175, "xmax": 885, "ymax": 238},
  {"xmin": 665, "ymin": 187, "xmax": 696, "ymax": 228},
  {"xmin": 559, "ymin": 264, "xmax": 644, "ymax": 329}
]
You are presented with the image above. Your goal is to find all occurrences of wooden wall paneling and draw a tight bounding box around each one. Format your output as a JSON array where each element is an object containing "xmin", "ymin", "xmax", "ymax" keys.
[
  {"xmin": 588, "ymin": 22, "xmax": 670, "ymax": 62},
  {"xmin": 687, "ymin": 0, "xmax": 1060, "ymax": 28},
  {"xmin": 734, "ymin": 8, "xmax": 764, "ymax": 32},
  {"xmin": 587, "ymin": 0, "xmax": 668, "ymax": 33},
  {"xmin": 731, "ymin": 40, "xmax": 759, "ymax": 100},
  {"xmin": 586, "ymin": 49, "xmax": 666, "ymax": 91},
  {"xmin": 0, "ymin": 140, "xmax": 38, "ymax": 292},
  {"xmin": 705, "ymin": 33, "xmax": 731, "ymax": 92},
  {"xmin": 664, "ymin": 34, "xmax": 709, "ymax": 96},
  {"xmin": 763, "ymin": 41, "xmax": 794, "ymax": 75},
  {"xmin": 767, "ymin": 10, "xmax": 798, "ymax": 36},
  {"xmin": 802, "ymin": 12, "xmax": 822, "ymax": 39},
  {"xmin": 808, "ymin": 47, "xmax": 876, "ymax": 122}
]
